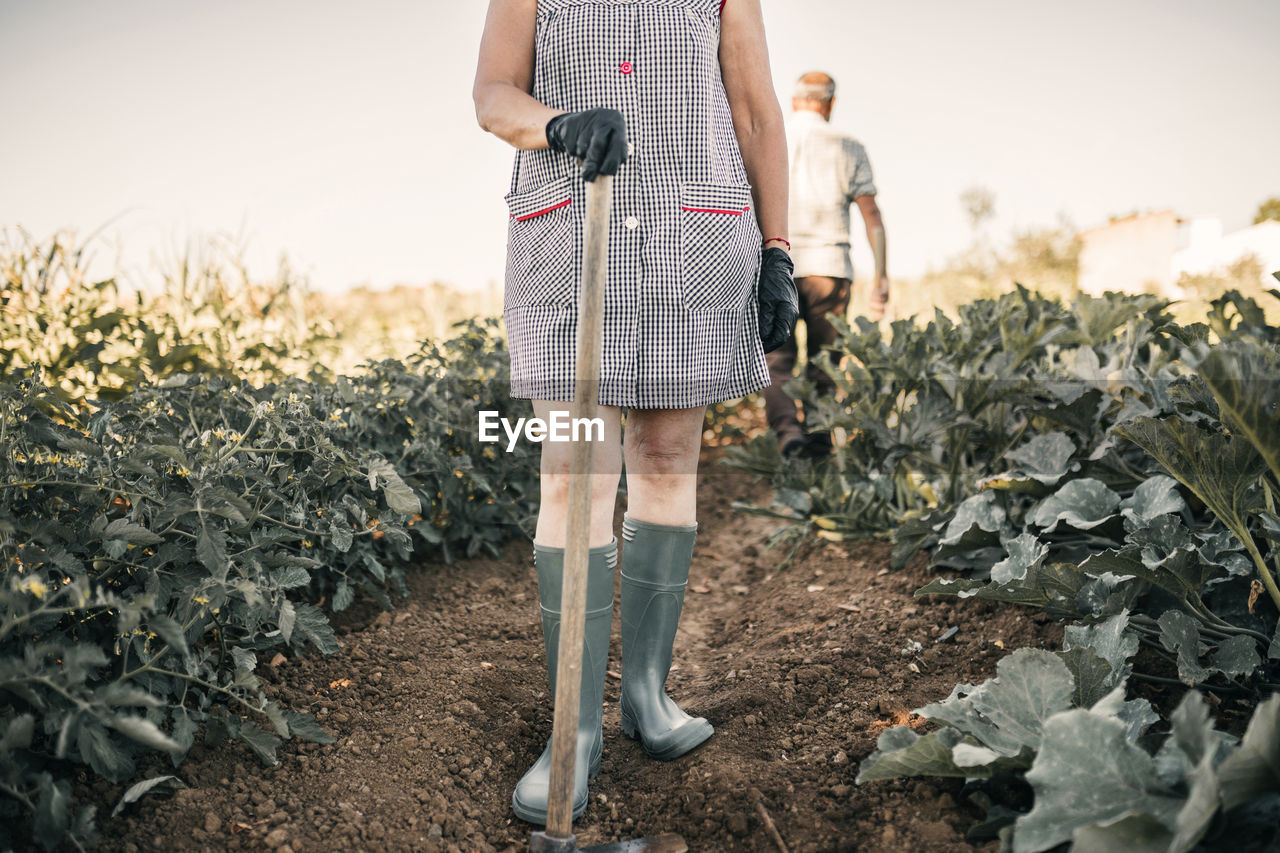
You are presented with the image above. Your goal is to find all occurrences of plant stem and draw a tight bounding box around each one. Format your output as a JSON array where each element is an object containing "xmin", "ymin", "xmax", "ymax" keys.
[
  {"xmin": 137, "ymin": 665, "xmax": 268, "ymax": 719},
  {"xmin": 1184, "ymin": 594, "xmax": 1272, "ymax": 645},
  {"xmin": 1229, "ymin": 520, "xmax": 1280, "ymax": 622},
  {"xmin": 213, "ymin": 408, "xmax": 259, "ymax": 464}
]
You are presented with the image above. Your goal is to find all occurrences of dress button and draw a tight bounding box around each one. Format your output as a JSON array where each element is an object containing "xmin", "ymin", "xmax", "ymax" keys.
[
  {"xmin": 625, "ymin": 216, "xmax": 640, "ymax": 230},
  {"xmin": 620, "ymin": 61, "xmax": 633, "ymax": 75},
  {"xmin": 626, "ymin": 141, "xmax": 635, "ymax": 157}
]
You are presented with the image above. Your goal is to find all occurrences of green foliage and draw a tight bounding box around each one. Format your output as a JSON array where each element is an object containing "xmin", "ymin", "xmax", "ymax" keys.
[
  {"xmin": 0, "ymin": 228, "xmax": 507, "ymax": 409},
  {"xmin": 0, "ymin": 320, "xmax": 537, "ymax": 851},
  {"xmin": 898, "ymin": 208, "xmax": 1082, "ymax": 319},
  {"xmin": 1255, "ymin": 196, "xmax": 1280, "ymax": 225},
  {"xmin": 1176, "ymin": 254, "xmax": 1268, "ymax": 307},
  {"xmin": 860, "ymin": 643, "xmax": 1280, "ymax": 852},
  {"xmin": 0, "ymin": 229, "xmax": 342, "ymax": 405},
  {"xmin": 735, "ymin": 286, "xmax": 1280, "ymax": 846},
  {"xmin": 731, "ymin": 289, "xmax": 1280, "ymax": 679}
]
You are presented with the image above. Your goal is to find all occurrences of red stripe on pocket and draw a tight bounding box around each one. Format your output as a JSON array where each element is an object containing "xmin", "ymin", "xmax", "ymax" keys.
[
  {"xmin": 680, "ymin": 205, "xmax": 750, "ymax": 216},
  {"xmin": 512, "ymin": 199, "xmax": 572, "ymax": 221}
]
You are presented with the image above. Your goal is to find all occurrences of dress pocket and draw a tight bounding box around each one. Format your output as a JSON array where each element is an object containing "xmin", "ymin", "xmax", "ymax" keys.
[
  {"xmin": 504, "ymin": 176, "xmax": 575, "ymax": 308},
  {"xmin": 678, "ymin": 183, "xmax": 760, "ymax": 312}
]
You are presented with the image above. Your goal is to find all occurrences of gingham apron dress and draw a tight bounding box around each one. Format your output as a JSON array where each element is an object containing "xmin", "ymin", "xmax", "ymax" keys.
[{"xmin": 502, "ymin": 0, "xmax": 770, "ymax": 409}]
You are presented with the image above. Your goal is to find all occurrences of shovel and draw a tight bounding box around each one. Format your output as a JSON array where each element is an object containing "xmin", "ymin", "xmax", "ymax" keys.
[{"xmin": 529, "ymin": 176, "xmax": 688, "ymax": 853}]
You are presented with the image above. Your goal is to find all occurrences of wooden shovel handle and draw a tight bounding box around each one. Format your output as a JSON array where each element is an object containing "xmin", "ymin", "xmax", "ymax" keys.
[{"xmin": 545, "ymin": 175, "xmax": 612, "ymax": 839}]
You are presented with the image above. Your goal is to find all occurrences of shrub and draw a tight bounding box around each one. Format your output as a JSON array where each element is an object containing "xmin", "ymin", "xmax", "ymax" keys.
[{"xmin": 0, "ymin": 320, "xmax": 538, "ymax": 851}]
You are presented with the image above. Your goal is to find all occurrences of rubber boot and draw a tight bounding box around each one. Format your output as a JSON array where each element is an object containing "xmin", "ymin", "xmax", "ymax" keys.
[
  {"xmin": 511, "ymin": 540, "xmax": 616, "ymax": 825},
  {"xmin": 619, "ymin": 515, "xmax": 714, "ymax": 760}
]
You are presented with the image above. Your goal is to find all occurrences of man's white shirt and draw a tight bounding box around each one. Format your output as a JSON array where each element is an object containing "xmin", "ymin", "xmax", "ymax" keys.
[{"xmin": 786, "ymin": 109, "xmax": 877, "ymax": 281}]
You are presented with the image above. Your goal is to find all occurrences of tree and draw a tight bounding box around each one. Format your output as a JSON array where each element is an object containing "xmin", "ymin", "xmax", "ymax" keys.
[
  {"xmin": 1255, "ymin": 196, "xmax": 1280, "ymax": 224},
  {"xmin": 960, "ymin": 186, "xmax": 996, "ymax": 232}
]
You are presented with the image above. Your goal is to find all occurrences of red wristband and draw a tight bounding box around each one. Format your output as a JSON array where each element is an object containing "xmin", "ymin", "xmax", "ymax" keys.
[{"xmin": 763, "ymin": 237, "xmax": 791, "ymax": 251}]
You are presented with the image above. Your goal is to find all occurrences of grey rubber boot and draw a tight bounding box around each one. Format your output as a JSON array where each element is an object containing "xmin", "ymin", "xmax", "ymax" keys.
[
  {"xmin": 511, "ymin": 539, "xmax": 617, "ymax": 825},
  {"xmin": 619, "ymin": 515, "xmax": 714, "ymax": 760}
]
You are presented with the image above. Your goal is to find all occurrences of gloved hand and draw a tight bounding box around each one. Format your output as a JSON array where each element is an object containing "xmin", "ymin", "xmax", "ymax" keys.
[
  {"xmin": 545, "ymin": 108, "xmax": 628, "ymax": 182},
  {"xmin": 757, "ymin": 247, "xmax": 799, "ymax": 353}
]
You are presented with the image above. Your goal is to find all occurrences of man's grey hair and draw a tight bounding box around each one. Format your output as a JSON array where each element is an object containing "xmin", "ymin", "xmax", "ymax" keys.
[{"xmin": 793, "ymin": 72, "xmax": 836, "ymax": 103}]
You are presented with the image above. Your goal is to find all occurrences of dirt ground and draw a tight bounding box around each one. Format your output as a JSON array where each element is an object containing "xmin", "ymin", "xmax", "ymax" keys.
[{"xmin": 88, "ymin": 454, "xmax": 1059, "ymax": 852}]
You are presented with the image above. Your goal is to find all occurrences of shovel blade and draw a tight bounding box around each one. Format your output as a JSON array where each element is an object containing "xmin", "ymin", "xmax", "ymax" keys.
[{"xmin": 582, "ymin": 832, "xmax": 688, "ymax": 853}]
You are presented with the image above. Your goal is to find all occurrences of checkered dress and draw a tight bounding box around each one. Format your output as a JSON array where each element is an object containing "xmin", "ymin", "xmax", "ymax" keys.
[{"xmin": 502, "ymin": 0, "xmax": 770, "ymax": 409}]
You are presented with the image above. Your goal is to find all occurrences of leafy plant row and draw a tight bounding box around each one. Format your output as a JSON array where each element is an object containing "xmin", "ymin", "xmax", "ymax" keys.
[
  {"xmin": 1, "ymin": 229, "xmax": 346, "ymax": 406},
  {"xmin": 858, "ymin": 636, "xmax": 1280, "ymax": 851},
  {"xmin": 1, "ymin": 321, "xmax": 537, "ymax": 851},
  {"xmin": 728, "ymin": 285, "xmax": 1280, "ymax": 850}
]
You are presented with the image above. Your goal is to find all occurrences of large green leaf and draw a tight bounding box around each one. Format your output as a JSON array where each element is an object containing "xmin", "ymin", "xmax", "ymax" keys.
[
  {"xmin": 856, "ymin": 723, "xmax": 1027, "ymax": 783},
  {"xmin": 1062, "ymin": 611, "xmax": 1137, "ymax": 697},
  {"xmin": 283, "ymin": 710, "xmax": 335, "ymax": 744},
  {"xmin": 76, "ymin": 720, "xmax": 134, "ymax": 783},
  {"xmin": 856, "ymin": 726, "xmax": 970, "ymax": 782},
  {"xmin": 0, "ymin": 713, "xmax": 35, "ymax": 752},
  {"xmin": 292, "ymin": 601, "xmax": 338, "ymax": 654},
  {"xmin": 34, "ymin": 778, "xmax": 72, "ymax": 853},
  {"xmin": 1005, "ymin": 432, "xmax": 1079, "ymax": 485},
  {"xmin": 938, "ymin": 492, "xmax": 1009, "ymax": 548},
  {"xmin": 919, "ymin": 649, "xmax": 1074, "ymax": 758},
  {"xmin": 1119, "ymin": 474, "xmax": 1186, "ymax": 528},
  {"xmin": 147, "ymin": 614, "xmax": 190, "ymax": 660},
  {"xmin": 1089, "ymin": 686, "xmax": 1160, "ymax": 743},
  {"xmin": 1116, "ymin": 417, "xmax": 1265, "ymax": 542},
  {"xmin": 170, "ymin": 708, "xmax": 196, "ymax": 766},
  {"xmin": 1071, "ymin": 814, "xmax": 1173, "ymax": 853},
  {"xmin": 1157, "ymin": 610, "xmax": 1209, "ymax": 685},
  {"xmin": 1073, "ymin": 569, "xmax": 1142, "ymax": 621},
  {"xmin": 990, "ymin": 533, "xmax": 1049, "ymax": 585},
  {"xmin": 196, "ymin": 526, "xmax": 228, "ymax": 580},
  {"xmin": 239, "ymin": 721, "xmax": 282, "ymax": 766},
  {"xmin": 1210, "ymin": 634, "xmax": 1261, "ymax": 678},
  {"xmin": 918, "ymin": 561, "xmax": 1087, "ymax": 618},
  {"xmin": 367, "ymin": 457, "xmax": 421, "ymax": 515},
  {"xmin": 277, "ymin": 598, "xmax": 296, "ymax": 644},
  {"xmin": 102, "ymin": 517, "xmax": 164, "ymax": 546},
  {"xmin": 1167, "ymin": 694, "xmax": 1225, "ymax": 853},
  {"xmin": 110, "ymin": 775, "xmax": 186, "ymax": 818},
  {"xmin": 1080, "ymin": 548, "xmax": 1205, "ymax": 603},
  {"xmin": 1057, "ymin": 646, "xmax": 1115, "ymax": 708},
  {"xmin": 1028, "ymin": 478, "xmax": 1120, "ymax": 532},
  {"xmin": 1016, "ymin": 709, "xmax": 1182, "ymax": 853},
  {"xmin": 110, "ymin": 715, "xmax": 181, "ymax": 753},
  {"xmin": 1217, "ymin": 694, "xmax": 1280, "ymax": 812},
  {"xmin": 1196, "ymin": 342, "xmax": 1280, "ymax": 484}
]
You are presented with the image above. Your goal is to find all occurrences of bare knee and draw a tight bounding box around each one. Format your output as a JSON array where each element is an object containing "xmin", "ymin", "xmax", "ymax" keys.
[{"xmin": 629, "ymin": 433, "xmax": 698, "ymax": 475}]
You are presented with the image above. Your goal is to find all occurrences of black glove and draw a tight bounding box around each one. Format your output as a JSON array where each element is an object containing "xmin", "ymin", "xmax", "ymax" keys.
[
  {"xmin": 545, "ymin": 108, "xmax": 628, "ymax": 182},
  {"xmin": 757, "ymin": 247, "xmax": 799, "ymax": 353}
]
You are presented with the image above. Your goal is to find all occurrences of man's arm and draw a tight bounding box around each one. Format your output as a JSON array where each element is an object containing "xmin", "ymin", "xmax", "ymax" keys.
[{"xmin": 855, "ymin": 194, "xmax": 888, "ymax": 320}]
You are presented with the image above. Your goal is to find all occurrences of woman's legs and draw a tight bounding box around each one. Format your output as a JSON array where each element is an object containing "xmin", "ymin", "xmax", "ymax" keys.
[
  {"xmin": 532, "ymin": 401, "xmax": 623, "ymax": 548},
  {"xmin": 618, "ymin": 406, "xmax": 714, "ymax": 759},
  {"xmin": 513, "ymin": 401, "xmax": 623, "ymax": 824},
  {"xmin": 622, "ymin": 406, "xmax": 704, "ymax": 525}
]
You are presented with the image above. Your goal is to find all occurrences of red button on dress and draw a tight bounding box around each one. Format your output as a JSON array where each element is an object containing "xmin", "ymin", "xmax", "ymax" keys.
[{"xmin": 620, "ymin": 61, "xmax": 633, "ymax": 75}]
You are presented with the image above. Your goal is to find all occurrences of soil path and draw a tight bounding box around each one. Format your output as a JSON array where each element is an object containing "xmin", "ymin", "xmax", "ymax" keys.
[{"xmin": 94, "ymin": 455, "xmax": 1057, "ymax": 852}]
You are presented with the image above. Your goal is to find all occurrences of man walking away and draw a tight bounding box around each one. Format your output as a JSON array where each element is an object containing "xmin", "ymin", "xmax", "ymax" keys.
[{"xmin": 766, "ymin": 70, "xmax": 888, "ymax": 458}]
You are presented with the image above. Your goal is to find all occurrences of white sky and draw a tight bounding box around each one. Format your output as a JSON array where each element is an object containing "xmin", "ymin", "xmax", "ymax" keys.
[{"xmin": 2, "ymin": 0, "xmax": 1278, "ymax": 292}]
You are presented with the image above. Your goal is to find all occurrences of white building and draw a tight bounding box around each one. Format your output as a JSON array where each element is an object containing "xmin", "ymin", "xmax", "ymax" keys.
[{"xmin": 1078, "ymin": 211, "xmax": 1280, "ymax": 297}]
